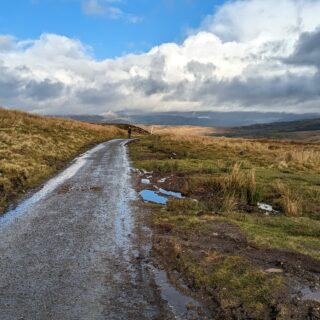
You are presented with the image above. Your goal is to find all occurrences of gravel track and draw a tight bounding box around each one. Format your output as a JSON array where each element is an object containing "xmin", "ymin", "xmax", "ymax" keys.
[{"xmin": 0, "ymin": 139, "xmax": 173, "ymax": 320}]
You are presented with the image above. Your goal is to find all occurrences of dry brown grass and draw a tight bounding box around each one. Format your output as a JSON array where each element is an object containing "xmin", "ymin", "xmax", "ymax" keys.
[
  {"xmin": 276, "ymin": 182, "xmax": 303, "ymax": 217},
  {"xmin": 139, "ymin": 125, "xmax": 226, "ymax": 136},
  {"xmin": 0, "ymin": 108, "xmax": 126, "ymax": 213},
  {"xmin": 163, "ymin": 134, "xmax": 320, "ymax": 172}
]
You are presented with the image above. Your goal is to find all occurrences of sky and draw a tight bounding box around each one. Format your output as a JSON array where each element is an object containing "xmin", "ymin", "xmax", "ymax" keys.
[{"xmin": 0, "ymin": 0, "xmax": 320, "ymax": 115}]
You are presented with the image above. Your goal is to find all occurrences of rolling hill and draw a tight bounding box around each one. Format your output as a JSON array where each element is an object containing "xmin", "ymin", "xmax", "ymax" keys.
[
  {"xmin": 220, "ymin": 118, "xmax": 320, "ymax": 142},
  {"xmin": 0, "ymin": 108, "xmax": 126, "ymax": 213}
]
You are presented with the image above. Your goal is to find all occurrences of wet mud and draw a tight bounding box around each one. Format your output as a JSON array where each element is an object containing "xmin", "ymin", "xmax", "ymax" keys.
[{"xmin": 134, "ymin": 169, "xmax": 320, "ymax": 319}]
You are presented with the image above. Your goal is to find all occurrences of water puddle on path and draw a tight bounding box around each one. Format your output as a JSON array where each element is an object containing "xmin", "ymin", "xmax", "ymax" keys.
[
  {"xmin": 139, "ymin": 188, "xmax": 183, "ymax": 205},
  {"xmin": 158, "ymin": 188, "xmax": 183, "ymax": 198},
  {"xmin": 139, "ymin": 190, "xmax": 168, "ymax": 204},
  {"xmin": 152, "ymin": 268, "xmax": 207, "ymax": 319}
]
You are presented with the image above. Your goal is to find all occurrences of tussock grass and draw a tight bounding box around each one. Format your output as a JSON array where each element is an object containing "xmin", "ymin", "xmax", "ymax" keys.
[
  {"xmin": 0, "ymin": 108, "xmax": 125, "ymax": 212},
  {"xmin": 221, "ymin": 193, "xmax": 237, "ymax": 213},
  {"xmin": 222, "ymin": 164, "xmax": 259, "ymax": 205},
  {"xmin": 276, "ymin": 182, "xmax": 303, "ymax": 217},
  {"xmin": 130, "ymin": 134, "xmax": 320, "ymax": 217},
  {"xmin": 130, "ymin": 133, "xmax": 320, "ymax": 254}
]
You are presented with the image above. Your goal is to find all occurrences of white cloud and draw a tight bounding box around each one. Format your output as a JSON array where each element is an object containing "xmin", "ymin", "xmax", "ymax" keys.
[
  {"xmin": 1, "ymin": 0, "xmax": 320, "ymax": 115},
  {"xmin": 81, "ymin": 0, "xmax": 142, "ymax": 23},
  {"xmin": 0, "ymin": 35, "xmax": 16, "ymax": 52},
  {"xmin": 82, "ymin": 0, "xmax": 106, "ymax": 15}
]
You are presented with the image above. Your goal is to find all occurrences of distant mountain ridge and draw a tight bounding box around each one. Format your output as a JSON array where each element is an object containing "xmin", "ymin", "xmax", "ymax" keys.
[
  {"xmin": 231, "ymin": 118, "xmax": 320, "ymax": 132},
  {"xmin": 220, "ymin": 117, "xmax": 320, "ymax": 142},
  {"xmin": 54, "ymin": 111, "xmax": 320, "ymax": 127}
]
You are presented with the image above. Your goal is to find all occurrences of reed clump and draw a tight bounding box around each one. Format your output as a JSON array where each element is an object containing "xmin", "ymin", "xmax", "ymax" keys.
[{"xmin": 276, "ymin": 182, "xmax": 303, "ymax": 217}]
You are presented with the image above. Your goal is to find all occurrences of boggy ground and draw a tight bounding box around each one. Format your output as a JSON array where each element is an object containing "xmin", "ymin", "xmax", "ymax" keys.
[{"xmin": 130, "ymin": 135, "xmax": 320, "ymax": 319}]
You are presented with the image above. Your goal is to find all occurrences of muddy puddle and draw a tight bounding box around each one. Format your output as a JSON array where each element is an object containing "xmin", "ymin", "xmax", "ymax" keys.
[
  {"xmin": 153, "ymin": 268, "xmax": 207, "ymax": 319},
  {"xmin": 135, "ymin": 223, "xmax": 209, "ymax": 319},
  {"xmin": 300, "ymin": 287, "xmax": 320, "ymax": 302},
  {"xmin": 139, "ymin": 188, "xmax": 183, "ymax": 205}
]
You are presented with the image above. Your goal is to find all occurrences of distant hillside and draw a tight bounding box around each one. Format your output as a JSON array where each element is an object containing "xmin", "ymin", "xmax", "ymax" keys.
[
  {"xmin": 220, "ymin": 118, "xmax": 320, "ymax": 142},
  {"xmin": 0, "ymin": 108, "xmax": 125, "ymax": 213},
  {"xmin": 139, "ymin": 125, "xmax": 224, "ymax": 136},
  {"xmin": 55, "ymin": 111, "xmax": 320, "ymax": 128},
  {"xmin": 101, "ymin": 123, "xmax": 149, "ymax": 135},
  {"xmin": 123, "ymin": 111, "xmax": 320, "ymax": 127}
]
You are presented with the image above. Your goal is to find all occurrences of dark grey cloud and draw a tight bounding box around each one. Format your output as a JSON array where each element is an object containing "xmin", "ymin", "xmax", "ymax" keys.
[
  {"xmin": 25, "ymin": 79, "xmax": 65, "ymax": 101},
  {"xmin": 0, "ymin": 64, "xmax": 23, "ymax": 99},
  {"xmin": 76, "ymin": 84, "xmax": 122, "ymax": 105},
  {"xmin": 132, "ymin": 76, "xmax": 169, "ymax": 96},
  {"xmin": 130, "ymin": 55, "xmax": 169, "ymax": 96},
  {"xmin": 162, "ymin": 72, "xmax": 320, "ymax": 109},
  {"xmin": 285, "ymin": 28, "xmax": 320, "ymax": 69},
  {"xmin": 212, "ymin": 74, "xmax": 320, "ymax": 106}
]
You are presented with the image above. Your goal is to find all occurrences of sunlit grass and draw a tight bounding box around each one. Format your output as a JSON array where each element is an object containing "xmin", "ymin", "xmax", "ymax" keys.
[
  {"xmin": 130, "ymin": 134, "xmax": 320, "ymax": 217},
  {"xmin": 0, "ymin": 108, "xmax": 125, "ymax": 212}
]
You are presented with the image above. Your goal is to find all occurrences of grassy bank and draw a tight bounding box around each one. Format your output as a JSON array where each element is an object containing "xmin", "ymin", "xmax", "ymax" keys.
[
  {"xmin": 130, "ymin": 134, "xmax": 320, "ymax": 318},
  {"xmin": 0, "ymin": 108, "xmax": 126, "ymax": 213}
]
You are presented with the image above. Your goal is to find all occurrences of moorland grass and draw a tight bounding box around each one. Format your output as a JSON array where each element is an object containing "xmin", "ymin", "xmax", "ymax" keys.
[
  {"xmin": 130, "ymin": 134, "xmax": 320, "ymax": 250},
  {"xmin": 130, "ymin": 134, "xmax": 320, "ymax": 257},
  {"xmin": 131, "ymin": 134, "xmax": 320, "ymax": 317},
  {"xmin": 130, "ymin": 134, "xmax": 320, "ymax": 217},
  {"xmin": 0, "ymin": 108, "xmax": 126, "ymax": 213}
]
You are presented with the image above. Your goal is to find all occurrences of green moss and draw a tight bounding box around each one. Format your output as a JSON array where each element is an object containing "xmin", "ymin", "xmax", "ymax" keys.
[
  {"xmin": 175, "ymin": 249, "xmax": 285, "ymax": 317},
  {"xmin": 209, "ymin": 256, "xmax": 284, "ymax": 313}
]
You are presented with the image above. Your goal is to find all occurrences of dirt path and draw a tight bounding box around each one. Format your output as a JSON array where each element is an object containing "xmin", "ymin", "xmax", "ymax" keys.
[{"xmin": 0, "ymin": 139, "xmax": 176, "ymax": 320}]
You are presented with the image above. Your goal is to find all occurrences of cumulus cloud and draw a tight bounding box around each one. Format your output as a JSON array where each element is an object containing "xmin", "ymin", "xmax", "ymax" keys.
[
  {"xmin": 1, "ymin": 0, "xmax": 320, "ymax": 114},
  {"xmin": 25, "ymin": 79, "xmax": 66, "ymax": 101}
]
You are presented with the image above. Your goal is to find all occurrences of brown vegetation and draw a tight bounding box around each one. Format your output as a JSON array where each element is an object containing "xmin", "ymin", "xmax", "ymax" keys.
[
  {"xmin": 139, "ymin": 125, "xmax": 226, "ymax": 136},
  {"xmin": 0, "ymin": 108, "xmax": 125, "ymax": 213}
]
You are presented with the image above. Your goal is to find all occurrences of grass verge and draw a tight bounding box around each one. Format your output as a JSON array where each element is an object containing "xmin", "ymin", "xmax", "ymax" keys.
[{"xmin": 0, "ymin": 108, "xmax": 126, "ymax": 213}]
